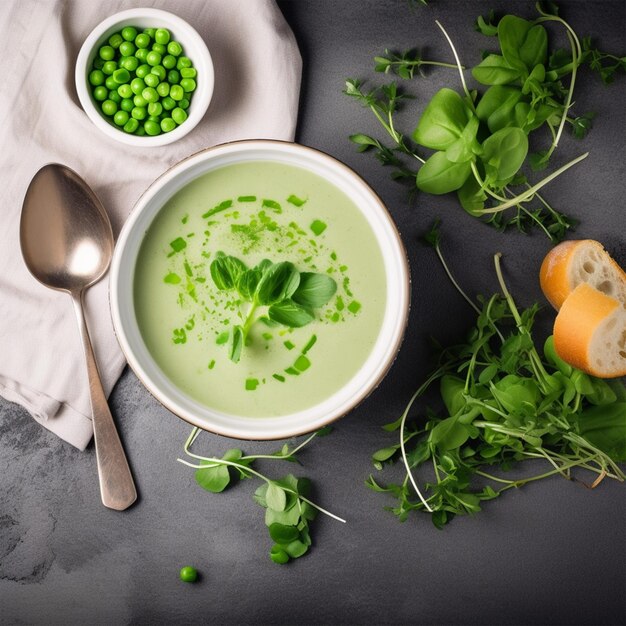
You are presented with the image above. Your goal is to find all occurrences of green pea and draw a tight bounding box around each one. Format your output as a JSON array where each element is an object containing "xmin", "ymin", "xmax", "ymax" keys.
[
  {"xmin": 112, "ymin": 68, "xmax": 130, "ymax": 84},
  {"xmin": 130, "ymin": 77, "xmax": 145, "ymax": 94},
  {"xmin": 93, "ymin": 57, "xmax": 105, "ymax": 69},
  {"xmin": 180, "ymin": 67, "xmax": 197, "ymax": 79},
  {"xmin": 170, "ymin": 85, "xmax": 184, "ymax": 101},
  {"xmin": 108, "ymin": 33, "xmax": 123, "ymax": 49},
  {"xmin": 119, "ymin": 41, "xmax": 136, "ymax": 57},
  {"xmin": 99, "ymin": 45, "xmax": 115, "ymax": 61},
  {"xmin": 142, "ymin": 87, "xmax": 159, "ymax": 103},
  {"xmin": 131, "ymin": 106, "xmax": 147, "ymax": 120},
  {"xmin": 113, "ymin": 110, "xmax": 129, "ymax": 126},
  {"xmin": 105, "ymin": 76, "xmax": 117, "ymax": 90},
  {"xmin": 117, "ymin": 83, "xmax": 132, "ymax": 98},
  {"xmin": 89, "ymin": 69, "xmax": 105, "ymax": 86},
  {"xmin": 162, "ymin": 54, "xmax": 176, "ymax": 69},
  {"xmin": 136, "ymin": 125, "xmax": 146, "ymax": 136},
  {"xmin": 121, "ymin": 26, "xmax": 137, "ymax": 42},
  {"xmin": 176, "ymin": 56, "xmax": 192, "ymax": 70},
  {"xmin": 143, "ymin": 28, "xmax": 156, "ymax": 38},
  {"xmin": 167, "ymin": 70, "xmax": 180, "ymax": 84},
  {"xmin": 161, "ymin": 117, "xmax": 176, "ymax": 133},
  {"xmin": 108, "ymin": 90, "xmax": 121, "ymax": 104},
  {"xmin": 156, "ymin": 82, "xmax": 170, "ymax": 97},
  {"xmin": 133, "ymin": 94, "xmax": 148, "ymax": 107},
  {"xmin": 102, "ymin": 61, "xmax": 117, "ymax": 76},
  {"xmin": 135, "ymin": 48, "xmax": 149, "ymax": 62},
  {"xmin": 172, "ymin": 107, "xmax": 187, "ymax": 124},
  {"xmin": 155, "ymin": 28, "xmax": 171, "ymax": 45},
  {"xmin": 143, "ymin": 73, "xmax": 159, "ymax": 88},
  {"xmin": 120, "ymin": 56, "xmax": 139, "ymax": 72},
  {"xmin": 93, "ymin": 86, "xmax": 108, "ymax": 101},
  {"xmin": 167, "ymin": 41, "xmax": 182, "ymax": 57},
  {"xmin": 148, "ymin": 101, "xmax": 163, "ymax": 116},
  {"xmin": 144, "ymin": 119, "xmax": 161, "ymax": 136},
  {"xmin": 179, "ymin": 98, "xmax": 190, "ymax": 110},
  {"xmin": 135, "ymin": 33, "xmax": 151, "ymax": 49},
  {"xmin": 179, "ymin": 566, "xmax": 198, "ymax": 583},
  {"xmin": 146, "ymin": 51, "xmax": 162, "ymax": 67},
  {"xmin": 123, "ymin": 118, "xmax": 139, "ymax": 133},
  {"xmin": 152, "ymin": 43, "xmax": 166, "ymax": 56},
  {"xmin": 101, "ymin": 99, "xmax": 118, "ymax": 116},
  {"xmin": 120, "ymin": 97, "xmax": 134, "ymax": 112},
  {"xmin": 151, "ymin": 65, "xmax": 166, "ymax": 81},
  {"xmin": 135, "ymin": 64, "xmax": 150, "ymax": 79},
  {"xmin": 180, "ymin": 78, "xmax": 196, "ymax": 93},
  {"xmin": 162, "ymin": 96, "xmax": 176, "ymax": 110},
  {"xmin": 148, "ymin": 115, "xmax": 160, "ymax": 123}
]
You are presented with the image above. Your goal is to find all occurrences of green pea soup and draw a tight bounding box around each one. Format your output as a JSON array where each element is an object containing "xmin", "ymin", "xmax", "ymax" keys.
[{"xmin": 134, "ymin": 160, "xmax": 387, "ymax": 417}]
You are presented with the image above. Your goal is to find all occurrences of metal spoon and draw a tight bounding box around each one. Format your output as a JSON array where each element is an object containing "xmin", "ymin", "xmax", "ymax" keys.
[{"xmin": 21, "ymin": 163, "xmax": 137, "ymax": 511}]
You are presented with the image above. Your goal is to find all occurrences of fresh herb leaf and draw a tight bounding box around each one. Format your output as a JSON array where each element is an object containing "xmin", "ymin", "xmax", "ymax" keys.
[
  {"xmin": 292, "ymin": 272, "xmax": 338, "ymax": 308},
  {"xmin": 268, "ymin": 300, "xmax": 315, "ymax": 328}
]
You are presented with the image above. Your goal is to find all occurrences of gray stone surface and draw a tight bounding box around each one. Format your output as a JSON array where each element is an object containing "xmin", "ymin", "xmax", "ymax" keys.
[{"xmin": 1, "ymin": 1, "xmax": 625, "ymax": 624}]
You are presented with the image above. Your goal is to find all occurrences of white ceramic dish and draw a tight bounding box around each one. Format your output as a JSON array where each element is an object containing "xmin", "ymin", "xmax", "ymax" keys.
[
  {"xmin": 75, "ymin": 8, "xmax": 214, "ymax": 147},
  {"xmin": 110, "ymin": 140, "xmax": 410, "ymax": 440}
]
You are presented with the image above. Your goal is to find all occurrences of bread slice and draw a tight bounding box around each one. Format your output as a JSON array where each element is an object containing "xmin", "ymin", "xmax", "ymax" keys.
[
  {"xmin": 540, "ymin": 240, "xmax": 626, "ymax": 310},
  {"xmin": 554, "ymin": 283, "xmax": 626, "ymax": 378}
]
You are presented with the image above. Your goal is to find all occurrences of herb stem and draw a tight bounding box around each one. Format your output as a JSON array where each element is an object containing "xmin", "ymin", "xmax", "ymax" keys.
[
  {"xmin": 435, "ymin": 20, "xmax": 474, "ymax": 110},
  {"xmin": 242, "ymin": 431, "xmax": 318, "ymax": 462}
]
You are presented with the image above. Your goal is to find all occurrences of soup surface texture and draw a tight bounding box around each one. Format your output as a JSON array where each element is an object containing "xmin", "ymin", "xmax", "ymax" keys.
[{"xmin": 134, "ymin": 161, "xmax": 386, "ymax": 417}]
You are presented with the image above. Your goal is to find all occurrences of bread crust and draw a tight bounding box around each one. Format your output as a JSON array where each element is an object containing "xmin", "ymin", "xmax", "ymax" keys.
[
  {"xmin": 554, "ymin": 283, "xmax": 625, "ymax": 377},
  {"xmin": 540, "ymin": 240, "xmax": 591, "ymax": 310}
]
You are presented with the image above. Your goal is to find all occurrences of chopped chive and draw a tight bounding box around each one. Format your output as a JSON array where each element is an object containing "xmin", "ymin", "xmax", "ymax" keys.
[
  {"xmin": 287, "ymin": 194, "xmax": 306, "ymax": 207},
  {"xmin": 245, "ymin": 378, "xmax": 259, "ymax": 391},
  {"xmin": 284, "ymin": 340, "xmax": 295, "ymax": 350},
  {"xmin": 330, "ymin": 251, "xmax": 337, "ymax": 261},
  {"xmin": 343, "ymin": 277, "xmax": 353, "ymax": 297},
  {"xmin": 339, "ymin": 265, "xmax": 348, "ymax": 272},
  {"xmin": 185, "ymin": 317, "xmax": 195, "ymax": 331},
  {"xmin": 181, "ymin": 214, "xmax": 189, "ymax": 224},
  {"xmin": 238, "ymin": 195, "xmax": 257, "ymax": 202},
  {"xmin": 172, "ymin": 328, "xmax": 187, "ymax": 344},
  {"xmin": 336, "ymin": 296, "xmax": 345, "ymax": 311},
  {"xmin": 331, "ymin": 312, "xmax": 341, "ymax": 322},
  {"xmin": 302, "ymin": 335, "xmax": 317, "ymax": 355},
  {"xmin": 184, "ymin": 260, "xmax": 193, "ymax": 277},
  {"xmin": 303, "ymin": 256, "xmax": 312, "ymax": 263},
  {"xmin": 216, "ymin": 331, "xmax": 229, "ymax": 345},
  {"xmin": 195, "ymin": 276, "xmax": 206, "ymax": 283},
  {"xmin": 294, "ymin": 355, "xmax": 311, "ymax": 372},
  {"xmin": 187, "ymin": 233, "xmax": 195, "ymax": 238},
  {"xmin": 285, "ymin": 367, "xmax": 300, "ymax": 376},
  {"xmin": 202, "ymin": 199, "xmax": 233, "ymax": 219},
  {"xmin": 262, "ymin": 332, "xmax": 273, "ymax": 341},
  {"xmin": 208, "ymin": 359, "xmax": 215, "ymax": 370},
  {"xmin": 310, "ymin": 220, "xmax": 327, "ymax": 236},
  {"xmin": 348, "ymin": 300, "xmax": 362, "ymax": 314},
  {"xmin": 169, "ymin": 237, "xmax": 186, "ymax": 253},
  {"xmin": 262, "ymin": 199, "xmax": 282, "ymax": 213},
  {"xmin": 164, "ymin": 272, "xmax": 181, "ymax": 284},
  {"xmin": 272, "ymin": 374, "xmax": 286, "ymax": 382}
]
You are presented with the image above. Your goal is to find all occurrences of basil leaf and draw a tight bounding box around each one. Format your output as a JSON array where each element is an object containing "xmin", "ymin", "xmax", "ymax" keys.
[
  {"xmin": 457, "ymin": 175, "xmax": 486, "ymax": 216},
  {"xmin": 472, "ymin": 54, "xmax": 522, "ymax": 85},
  {"xmin": 413, "ymin": 88, "xmax": 471, "ymax": 150},
  {"xmin": 416, "ymin": 151, "xmax": 472, "ymax": 194},
  {"xmin": 518, "ymin": 25, "xmax": 548, "ymax": 69},
  {"xmin": 210, "ymin": 251, "xmax": 247, "ymax": 291},
  {"xmin": 481, "ymin": 127, "xmax": 528, "ymax": 184},
  {"xmin": 256, "ymin": 262, "xmax": 300, "ymax": 305},
  {"xmin": 268, "ymin": 300, "xmax": 315, "ymax": 328},
  {"xmin": 292, "ymin": 272, "xmax": 337, "ymax": 308},
  {"xmin": 498, "ymin": 15, "xmax": 533, "ymax": 72},
  {"xmin": 228, "ymin": 325, "xmax": 244, "ymax": 363},
  {"xmin": 475, "ymin": 85, "xmax": 524, "ymax": 133}
]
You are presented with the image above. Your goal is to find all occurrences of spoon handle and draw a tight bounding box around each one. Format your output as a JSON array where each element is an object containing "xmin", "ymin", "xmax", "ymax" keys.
[{"xmin": 72, "ymin": 293, "xmax": 137, "ymax": 511}]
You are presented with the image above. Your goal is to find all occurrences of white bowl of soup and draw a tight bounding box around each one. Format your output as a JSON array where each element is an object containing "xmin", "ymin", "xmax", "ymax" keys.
[{"xmin": 110, "ymin": 140, "xmax": 410, "ymax": 440}]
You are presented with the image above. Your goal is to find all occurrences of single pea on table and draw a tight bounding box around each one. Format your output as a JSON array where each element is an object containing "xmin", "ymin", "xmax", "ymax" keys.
[{"xmin": 88, "ymin": 26, "xmax": 196, "ymax": 136}]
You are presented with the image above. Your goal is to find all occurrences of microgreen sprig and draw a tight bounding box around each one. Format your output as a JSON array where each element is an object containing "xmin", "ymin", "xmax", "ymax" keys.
[
  {"xmin": 210, "ymin": 252, "xmax": 336, "ymax": 363},
  {"xmin": 368, "ymin": 224, "xmax": 626, "ymax": 528},
  {"xmin": 178, "ymin": 425, "xmax": 345, "ymax": 563}
]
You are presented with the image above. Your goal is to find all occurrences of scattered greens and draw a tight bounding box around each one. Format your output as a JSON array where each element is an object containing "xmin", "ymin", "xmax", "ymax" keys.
[
  {"xmin": 369, "ymin": 223, "xmax": 626, "ymax": 527},
  {"xmin": 177, "ymin": 426, "xmax": 344, "ymax": 563},
  {"xmin": 209, "ymin": 252, "xmax": 337, "ymax": 363},
  {"xmin": 345, "ymin": 3, "xmax": 625, "ymax": 241}
]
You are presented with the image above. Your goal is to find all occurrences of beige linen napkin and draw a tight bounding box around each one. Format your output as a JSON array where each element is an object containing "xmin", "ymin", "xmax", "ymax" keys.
[{"xmin": 0, "ymin": 0, "xmax": 301, "ymax": 450}]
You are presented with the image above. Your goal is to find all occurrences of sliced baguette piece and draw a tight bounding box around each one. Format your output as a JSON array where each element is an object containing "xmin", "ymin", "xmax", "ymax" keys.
[
  {"xmin": 553, "ymin": 282, "xmax": 626, "ymax": 378},
  {"xmin": 540, "ymin": 239, "xmax": 626, "ymax": 310}
]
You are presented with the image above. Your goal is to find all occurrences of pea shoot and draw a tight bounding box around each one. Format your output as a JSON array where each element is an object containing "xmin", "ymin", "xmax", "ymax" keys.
[
  {"xmin": 88, "ymin": 26, "xmax": 197, "ymax": 136},
  {"xmin": 345, "ymin": 3, "xmax": 625, "ymax": 241},
  {"xmin": 369, "ymin": 223, "xmax": 626, "ymax": 528},
  {"xmin": 177, "ymin": 426, "xmax": 343, "ymax": 564}
]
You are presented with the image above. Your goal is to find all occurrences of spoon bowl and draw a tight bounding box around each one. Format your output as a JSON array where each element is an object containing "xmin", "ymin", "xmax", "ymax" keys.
[
  {"xmin": 20, "ymin": 165, "xmax": 113, "ymax": 294},
  {"xmin": 21, "ymin": 163, "xmax": 136, "ymax": 511}
]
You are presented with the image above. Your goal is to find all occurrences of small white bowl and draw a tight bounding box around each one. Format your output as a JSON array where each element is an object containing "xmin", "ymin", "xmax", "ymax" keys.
[
  {"xmin": 110, "ymin": 140, "xmax": 410, "ymax": 440},
  {"xmin": 75, "ymin": 8, "xmax": 214, "ymax": 147}
]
